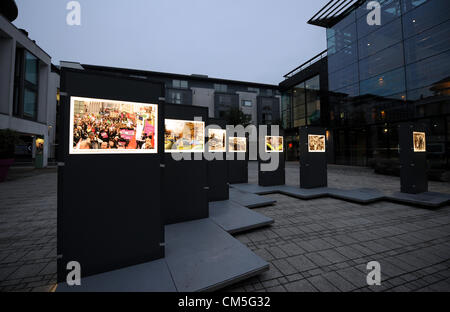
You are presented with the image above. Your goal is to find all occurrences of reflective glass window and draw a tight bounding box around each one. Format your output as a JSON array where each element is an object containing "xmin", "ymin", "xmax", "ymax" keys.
[
  {"xmin": 406, "ymin": 50, "xmax": 450, "ymax": 90},
  {"xmin": 358, "ymin": 18, "xmax": 402, "ymax": 59},
  {"xmin": 402, "ymin": 0, "xmax": 450, "ymax": 39},
  {"xmin": 329, "ymin": 63, "xmax": 359, "ymax": 91},
  {"xmin": 356, "ymin": 0, "xmax": 401, "ymax": 39},
  {"xmin": 359, "ymin": 42, "xmax": 404, "ymax": 80},
  {"xmin": 360, "ymin": 67, "xmax": 406, "ymax": 97},
  {"xmin": 404, "ymin": 20, "xmax": 450, "ymax": 64}
]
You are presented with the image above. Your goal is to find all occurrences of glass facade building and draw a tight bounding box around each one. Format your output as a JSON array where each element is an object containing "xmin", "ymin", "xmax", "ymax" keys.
[{"xmin": 281, "ymin": 0, "xmax": 449, "ymax": 177}]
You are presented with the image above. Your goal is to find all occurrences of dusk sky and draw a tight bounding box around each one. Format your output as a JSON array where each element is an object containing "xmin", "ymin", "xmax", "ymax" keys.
[{"xmin": 13, "ymin": 0, "xmax": 329, "ymax": 85}]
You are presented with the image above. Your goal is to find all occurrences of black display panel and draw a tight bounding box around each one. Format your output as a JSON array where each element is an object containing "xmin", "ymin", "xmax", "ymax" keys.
[
  {"xmin": 207, "ymin": 118, "xmax": 229, "ymax": 202},
  {"xmin": 57, "ymin": 68, "xmax": 165, "ymax": 282},
  {"xmin": 227, "ymin": 133, "xmax": 248, "ymax": 184},
  {"xmin": 299, "ymin": 127, "xmax": 327, "ymax": 188},
  {"xmin": 163, "ymin": 104, "xmax": 209, "ymax": 224},
  {"xmin": 399, "ymin": 123, "xmax": 428, "ymax": 194},
  {"xmin": 259, "ymin": 129, "xmax": 285, "ymax": 187}
]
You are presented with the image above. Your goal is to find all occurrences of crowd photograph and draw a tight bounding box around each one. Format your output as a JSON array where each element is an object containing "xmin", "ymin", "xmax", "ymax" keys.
[
  {"xmin": 308, "ymin": 134, "xmax": 326, "ymax": 152},
  {"xmin": 265, "ymin": 136, "xmax": 284, "ymax": 152},
  {"xmin": 70, "ymin": 97, "xmax": 158, "ymax": 154},
  {"xmin": 165, "ymin": 119, "xmax": 205, "ymax": 152}
]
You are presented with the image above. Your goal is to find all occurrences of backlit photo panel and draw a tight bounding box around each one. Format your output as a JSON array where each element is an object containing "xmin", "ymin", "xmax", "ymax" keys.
[
  {"xmin": 265, "ymin": 136, "xmax": 284, "ymax": 152},
  {"xmin": 165, "ymin": 119, "xmax": 205, "ymax": 152},
  {"xmin": 413, "ymin": 132, "xmax": 426, "ymax": 152},
  {"xmin": 228, "ymin": 137, "xmax": 246, "ymax": 152},
  {"xmin": 208, "ymin": 129, "xmax": 227, "ymax": 152},
  {"xmin": 69, "ymin": 96, "xmax": 158, "ymax": 154},
  {"xmin": 308, "ymin": 134, "xmax": 326, "ymax": 152}
]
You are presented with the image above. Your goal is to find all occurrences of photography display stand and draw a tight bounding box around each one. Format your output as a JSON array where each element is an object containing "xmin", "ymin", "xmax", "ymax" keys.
[
  {"xmin": 206, "ymin": 118, "xmax": 229, "ymax": 202},
  {"xmin": 258, "ymin": 129, "xmax": 285, "ymax": 187},
  {"xmin": 56, "ymin": 69, "xmax": 270, "ymax": 293},
  {"xmin": 57, "ymin": 68, "xmax": 165, "ymax": 282},
  {"xmin": 386, "ymin": 123, "xmax": 450, "ymax": 208},
  {"xmin": 299, "ymin": 126, "xmax": 327, "ymax": 188},
  {"xmin": 163, "ymin": 104, "xmax": 209, "ymax": 225},
  {"xmin": 227, "ymin": 133, "xmax": 248, "ymax": 184},
  {"xmin": 399, "ymin": 123, "xmax": 428, "ymax": 194}
]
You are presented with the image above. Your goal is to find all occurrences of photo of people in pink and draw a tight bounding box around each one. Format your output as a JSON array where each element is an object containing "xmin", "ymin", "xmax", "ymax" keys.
[{"xmin": 70, "ymin": 97, "xmax": 158, "ymax": 154}]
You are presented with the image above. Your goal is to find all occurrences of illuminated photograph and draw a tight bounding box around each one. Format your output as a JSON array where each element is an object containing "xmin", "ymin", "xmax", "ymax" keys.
[
  {"xmin": 70, "ymin": 97, "xmax": 158, "ymax": 154},
  {"xmin": 413, "ymin": 132, "xmax": 426, "ymax": 152},
  {"xmin": 265, "ymin": 136, "xmax": 284, "ymax": 152},
  {"xmin": 228, "ymin": 137, "xmax": 246, "ymax": 152},
  {"xmin": 208, "ymin": 129, "xmax": 226, "ymax": 152},
  {"xmin": 308, "ymin": 134, "xmax": 326, "ymax": 152},
  {"xmin": 165, "ymin": 119, "xmax": 205, "ymax": 152}
]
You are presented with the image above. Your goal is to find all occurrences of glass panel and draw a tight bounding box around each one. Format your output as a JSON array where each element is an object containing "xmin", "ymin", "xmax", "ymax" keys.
[
  {"xmin": 360, "ymin": 67, "xmax": 406, "ymax": 97},
  {"xmin": 23, "ymin": 88, "xmax": 37, "ymax": 118},
  {"xmin": 328, "ymin": 44, "xmax": 358, "ymax": 74},
  {"xmin": 329, "ymin": 62, "xmax": 359, "ymax": 91},
  {"xmin": 356, "ymin": 0, "xmax": 401, "ymax": 39},
  {"xmin": 333, "ymin": 83, "xmax": 360, "ymax": 97},
  {"xmin": 358, "ymin": 18, "xmax": 402, "ymax": 59},
  {"xmin": 292, "ymin": 83, "xmax": 306, "ymax": 127},
  {"xmin": 402, "ymin": 0, "xmax": 429, "ymax": 13},
  {"xmin": 359, "ymin": 42, "xmax": 404, "ymax": 80},
  {"xmin": 25, "ymin": 51, "xmax": 38, "ymax": 85},
  {"xmin": 404, "ymin": 20, "xmax": 450, "ymax": 64},
  {"xmin": 305, "ymin": 75, "xmax": 320, "ymax": 90},
  {"xmin": 406, "ymin": 50, "xmax": 450, "ymax": 90},
  {"xmin": 327, "ymin": 22, "xmax": 357, "ymax": 55},
  {"xmin": 402, "ymin": 0, "xmax": 450, "ymax": 39}
]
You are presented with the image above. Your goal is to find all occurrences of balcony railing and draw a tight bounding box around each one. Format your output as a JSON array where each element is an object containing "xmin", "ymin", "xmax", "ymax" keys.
[{"xmin": 283, "ymin": 49, "xmax": 327, "ymax": 79}]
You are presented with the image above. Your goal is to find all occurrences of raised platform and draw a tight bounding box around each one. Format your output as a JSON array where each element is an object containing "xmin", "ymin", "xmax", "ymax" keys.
[
  {"xmin": 231, "ymin": 183, "xmax": 450, "ymax": 208},
  {"xmin": 57, "ymin": 219, "xmax": 269, "ymax": 292},
  {"xmin": 56, "ymin": 259, "xmax": 175, "ymax": 292},
  {"xmin": 165, "ymin": 219, "xmax": 269, "ymax": 292},
  {"xmin": 386, "ymin": 192, "xmax": 450, "ymax": 208},
  {"xmin": 229, "ymin": 188, "xmax": 276, "ymax": 208},
  {"xmin": 209, "ymin": 200, "xmax": 274, "ymax": 234},
  {"xmin": 326, "ymin": 188, "xmax": 386, "ymax": 204}
]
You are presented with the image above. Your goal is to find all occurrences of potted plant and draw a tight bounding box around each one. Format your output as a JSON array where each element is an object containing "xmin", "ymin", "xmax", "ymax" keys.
[{"xmin": 0, "ymin": 129, "xmax": 19, "ymax": 182}]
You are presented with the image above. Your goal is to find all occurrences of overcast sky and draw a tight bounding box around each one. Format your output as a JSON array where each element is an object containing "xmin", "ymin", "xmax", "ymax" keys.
[{"xmin": 13, "ymin": 0, "xmax": 328, "ymax": 85}]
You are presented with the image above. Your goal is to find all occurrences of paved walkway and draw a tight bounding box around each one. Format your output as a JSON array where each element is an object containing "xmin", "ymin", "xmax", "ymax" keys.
[{"xmin": 0, "ymin": 163, "xmax": 449, "ymax": 292}]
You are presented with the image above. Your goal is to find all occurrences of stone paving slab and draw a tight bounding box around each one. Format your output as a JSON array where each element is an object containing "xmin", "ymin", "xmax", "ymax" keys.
[
  {"xmin": 229, "ymin": 188, "xmax": 276, "ymax": 208},
  {"xmin": 386, "ymin": 192, "xmax": 450, "ymax": 208},
  {"xmin": 209, "ymin": 200, "xmax": 274, "ymax": 234},
  {"xmin": 2, "ymin": 165, "xmax": 450, "ymax": 292}
]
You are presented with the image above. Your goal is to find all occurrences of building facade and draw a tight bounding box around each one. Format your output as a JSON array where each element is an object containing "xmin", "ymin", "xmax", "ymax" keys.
[
  {"xmin": 67, "ymin": 63, "xmax": 281, "ymax": 129},
  {"xmin": 0, "ymin": 1, "xmax": 59, "ymax": 167},
  {"xmin": 279, "ymin": 51, "xmax": 330, "ymax": 161},
  {"xmin": 280, "ymin": 0, "xmax": 449, "ymax": 178}
]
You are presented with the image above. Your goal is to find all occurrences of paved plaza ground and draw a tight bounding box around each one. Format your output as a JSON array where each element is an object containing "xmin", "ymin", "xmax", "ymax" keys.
[{"xmin": 0, "ymin": 162, "xmax": 449, "ymax": 292}]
